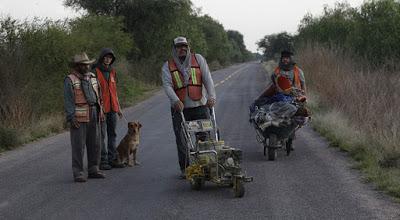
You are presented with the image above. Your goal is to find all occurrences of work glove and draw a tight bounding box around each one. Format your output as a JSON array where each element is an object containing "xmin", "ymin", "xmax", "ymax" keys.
[
  {"xmin": 71, "ymin": 118, "xmax": 80, "ymax": 129},
  {"xmin": 173, "ymin": 100, "xmax": 184, "ymax": 112}
]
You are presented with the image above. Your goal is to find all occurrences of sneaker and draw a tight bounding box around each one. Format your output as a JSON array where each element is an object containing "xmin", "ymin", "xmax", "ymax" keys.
[
  {"xmin": 88, "ymin": 171, "xmax": 106, "ymax": 179},
  {"xmin": 100, "ymin": 164, "xmax": 112, "ymax": 170},
  {"xmin": 74, "ymin": 175, "xmax": 87, "ymax": 183}
]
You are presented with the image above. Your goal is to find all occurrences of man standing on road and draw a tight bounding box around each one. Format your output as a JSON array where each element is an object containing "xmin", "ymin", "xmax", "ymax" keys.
[
  {"xmin": 64, "ymin": 52, "xmax": 106, "ymax": 182},
  {"xmin": 93, "ymin": 48, "xmax": 124, "ymax": 170},
  {"xmin": 161, "ymin": 36, "xmax": 216, "ymax": 179}
]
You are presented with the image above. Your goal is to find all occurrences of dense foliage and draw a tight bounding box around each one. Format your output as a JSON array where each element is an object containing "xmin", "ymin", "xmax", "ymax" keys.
[
  {"xmin": 259, "ymin": 0, "xmax": 400, "ymax": 67},
  {"xmin": 64, "ymin": 0, "xmax": 252, "ymax": 64},
  {"xmin": 257, "ymin": 32, "xmax": 294, "ymax": 60}
]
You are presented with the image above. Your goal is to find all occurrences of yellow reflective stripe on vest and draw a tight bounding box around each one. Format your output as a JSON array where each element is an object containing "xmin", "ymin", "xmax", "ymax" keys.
[
  {"xmin": 75, "ymin": 106, "xmax": 87, "ymax": 111},
  {"xmin": 191, "ymin": 68, "xmax": 198, "ymax": 85},
  {"xmin": 71, "ymin": 80, "xmax": 80, "ymax": 88},
  {"xmin": 173, "ymin": 71, "xmax": 183, "ymax": 88}
]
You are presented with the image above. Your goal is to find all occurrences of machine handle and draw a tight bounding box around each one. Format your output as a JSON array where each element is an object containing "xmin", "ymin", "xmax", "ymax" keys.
[{"xmin": 210, "ymin": 107, "xmax": 219, "ymax": 141}]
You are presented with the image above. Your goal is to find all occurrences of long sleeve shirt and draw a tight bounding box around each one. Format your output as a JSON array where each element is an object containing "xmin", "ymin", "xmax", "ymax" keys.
[{"xmin": 161, "ymin": 53, "xmax": 216, "ymax": 108}]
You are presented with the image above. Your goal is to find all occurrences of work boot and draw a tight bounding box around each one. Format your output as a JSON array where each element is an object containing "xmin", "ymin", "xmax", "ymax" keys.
[
  {"xmin": 100, "ymin": 163, "xmax": 112, "ymax": 170},
  {"xmin": 74, "ymin": 175, "xmax": 87, "ymax": 183},
  {"xmin": 88, "ymin": 171, "xmax": 106, "ymax": 179}
]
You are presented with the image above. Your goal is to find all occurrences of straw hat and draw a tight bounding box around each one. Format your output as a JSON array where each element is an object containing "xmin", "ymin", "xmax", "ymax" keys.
[{"xmin": 71, "ymin": 52, "xmax": 95, "ymax": 64}]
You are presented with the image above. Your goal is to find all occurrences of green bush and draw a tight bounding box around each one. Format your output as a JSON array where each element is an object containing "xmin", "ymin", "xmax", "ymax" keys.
[
  {"xmin": 0, "ymin": 15, "xmax": 136, "ymax": 149},
  {"xmin": 295, "ymin": 0, "xmax": 400, "ymax": 67},
  {"xmin": 0, "ymin": 126, "xmax": 20, "ymax": 150}
]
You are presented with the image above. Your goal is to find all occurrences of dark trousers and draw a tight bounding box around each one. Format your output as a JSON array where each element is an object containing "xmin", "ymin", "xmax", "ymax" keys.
[
  {"xmin": 70, "ymin": 106, "xmax": 101, "ymax": 177},
  {"xmin": 171, "ymin": 105, "xmax": 210, "ymax": 171},
  {"xmin": 100, "ymin": 112, "xmax": 118, "ymax": 164}
]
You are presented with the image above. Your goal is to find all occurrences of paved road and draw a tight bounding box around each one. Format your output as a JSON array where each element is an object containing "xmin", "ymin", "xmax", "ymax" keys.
[{"xmin": 0, "ymin": 62, "xmax": 399, "ymax": 219}]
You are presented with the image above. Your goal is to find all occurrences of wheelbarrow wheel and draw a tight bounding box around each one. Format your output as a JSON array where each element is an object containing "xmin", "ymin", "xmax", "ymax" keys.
[
  {"xmin": 233, "ymin": 178, "xmax": 245, "ymax": 198},
  {"xmin": 190, "ymin": 176, "xmax": 204, "ymax": 190}
]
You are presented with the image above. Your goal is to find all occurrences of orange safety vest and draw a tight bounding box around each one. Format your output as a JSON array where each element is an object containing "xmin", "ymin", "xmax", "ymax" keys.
[
  {"xmin": 68, "ymin": 72, "xmax": 103, "ymax": 122},
  {"xmin": 274, "ymin": 65, "xmax": 302, "ymax": 89},
  {"xmin": 168, "ymin": 54, "xmax": 203, "ymax": 102},
  {"xmin": 96, "ymin": 68, "xmax": 120, "ymax": 113}
]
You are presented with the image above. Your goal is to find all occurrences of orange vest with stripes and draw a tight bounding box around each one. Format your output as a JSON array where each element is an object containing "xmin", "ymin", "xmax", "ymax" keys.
[
  {"xmin": 168, "ymin": 54, "xmax": 203, "ymax": 102},
  {"xmin": 68, "ymin": 72, "xmax": 103, "ymax": 122},
  {"xmin": 95, "ymin": 68, "xmax": 120, "ymax": 113},
  {"xmin": 274, "ymin": 65, "xmax": 302, "ymax": 89}
]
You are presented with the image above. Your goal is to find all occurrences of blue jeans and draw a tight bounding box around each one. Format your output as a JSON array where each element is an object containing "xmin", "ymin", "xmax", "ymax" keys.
[{"xmin": 100, "ymin": 112, "xmax": 118, "ymax": 165}]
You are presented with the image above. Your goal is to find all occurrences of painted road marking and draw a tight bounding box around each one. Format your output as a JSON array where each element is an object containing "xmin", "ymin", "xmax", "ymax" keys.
[{"xmin": 214, "ymin": 65, "xmax": 247, "ymax": 87}]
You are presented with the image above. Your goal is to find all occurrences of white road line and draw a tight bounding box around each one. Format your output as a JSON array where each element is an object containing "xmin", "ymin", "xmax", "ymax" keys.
[{"xmin": 215, "ymin": 64, "xmax": 247, "ymax": 88}]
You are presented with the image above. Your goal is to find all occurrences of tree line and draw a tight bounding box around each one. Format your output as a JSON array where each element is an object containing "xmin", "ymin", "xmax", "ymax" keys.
[
  {"xmin": 65, "ymin": 0, "xmax": 253, "ymax": 72},
  {"xmin": 258, "ymin": 0, "xmax": 400, "ymax": 68}
]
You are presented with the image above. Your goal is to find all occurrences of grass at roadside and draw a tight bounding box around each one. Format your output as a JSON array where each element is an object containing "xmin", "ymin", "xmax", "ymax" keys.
[
  {"xmin": 262, "ymin": 60, "xmax": 400, "ymax": 200},
  {"xmin": 309, "ymin": 92, "xmax": 400, "ymax": 200}
]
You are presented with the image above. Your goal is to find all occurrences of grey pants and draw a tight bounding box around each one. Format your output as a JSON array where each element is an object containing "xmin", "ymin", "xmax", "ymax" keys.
[
  {"xmin": 70, "ymin": 106, "xmax": 101, "ymax": 177},
  {"xmin": 100, "ymin": 112, "xmax": 118, "ymax": 164},
  {"xmin": 171, "ymin": 105, "xmax": 210, "ymax": 171}
]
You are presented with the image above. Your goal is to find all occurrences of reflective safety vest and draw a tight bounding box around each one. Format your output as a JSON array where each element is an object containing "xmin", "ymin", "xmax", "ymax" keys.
[
  {"xmin": 96, "ymin": 68, "xmax": 120, "ymax": 113},
  {"xmin": 168, "ymin": 54, "xmax": 203, "ymax": 102},
  {"xmin": 274, "ymin": 65, "xmax": 301, "ymax": 89},
  {"xmin": 68, "ymin": 72, "xmax": 103, "ymax": 122}
]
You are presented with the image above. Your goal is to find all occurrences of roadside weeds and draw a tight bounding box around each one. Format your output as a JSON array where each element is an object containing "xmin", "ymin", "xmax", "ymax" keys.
[
  {"xmin": 309, "ymin": 92, "xmax": 400, "ymax": 201},
  {"xmin": 262, "ymin": 60, "xmax": 400, "ymax": 201}
]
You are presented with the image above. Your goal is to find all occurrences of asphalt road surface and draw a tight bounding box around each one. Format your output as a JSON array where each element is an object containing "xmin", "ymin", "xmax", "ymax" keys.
[{"xmin": 1, "ymin": 62, "xmax": 399, "ymax": 219}]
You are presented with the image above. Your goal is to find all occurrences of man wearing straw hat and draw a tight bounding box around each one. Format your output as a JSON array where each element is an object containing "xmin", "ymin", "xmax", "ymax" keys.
[{"xmin": 64, "ymin": 52, "xmax": 106, "ymax": 182}]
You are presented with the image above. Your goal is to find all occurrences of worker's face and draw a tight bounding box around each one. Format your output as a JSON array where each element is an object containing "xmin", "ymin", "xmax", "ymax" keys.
[
  {"xmin": 175, "ymin": 44, "xmax": 188, "ymax": 58},
  {"xmin": 281, "ymin": 56, "xmax": 291, "ymax": 65},
  {"xmin": 103, "ymin": 54, "xmax": 113, "ymax": 66},
  {"xmin": 77, "ymin": 63, "xmax": 90, "ymax": 74}
]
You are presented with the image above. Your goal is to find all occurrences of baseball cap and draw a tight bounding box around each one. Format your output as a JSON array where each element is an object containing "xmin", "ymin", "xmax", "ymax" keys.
[{"xmin": 173, "ymin": 36, "xmax": 188, "ymax": 46}]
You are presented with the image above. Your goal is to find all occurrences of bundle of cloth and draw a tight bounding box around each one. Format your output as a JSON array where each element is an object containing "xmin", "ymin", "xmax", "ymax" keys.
[{"xmin": 249, "ymin": 93, "xmax": 307, "ymax": 131}]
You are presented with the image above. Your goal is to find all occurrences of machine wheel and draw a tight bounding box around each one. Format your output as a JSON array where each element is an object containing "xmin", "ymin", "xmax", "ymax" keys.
[
  {"xmin": 286, "ymin": 138, "xmax": 293, "ymax": 156},
  {"xmin": 233, "ymin": 178, "xmax": 245, "ymax": 198},
  {"xmin": 190, "ymin": 176, "xmax": 204, "ymax": 190},
  {"xmin": 267, "ymin": 134, "xmax": 278, "ymax": 161}
]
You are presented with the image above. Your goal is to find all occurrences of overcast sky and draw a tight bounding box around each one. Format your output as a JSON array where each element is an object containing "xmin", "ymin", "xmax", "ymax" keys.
[{"xmin": 0, "ymin": 0, "xmax": 364, "ymax": 52}]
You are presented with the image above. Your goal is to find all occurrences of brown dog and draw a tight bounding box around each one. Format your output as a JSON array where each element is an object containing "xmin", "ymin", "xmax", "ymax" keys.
[{"xmin": 116, "ymin": 121, "xmax": 142, "ymax": 167}]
